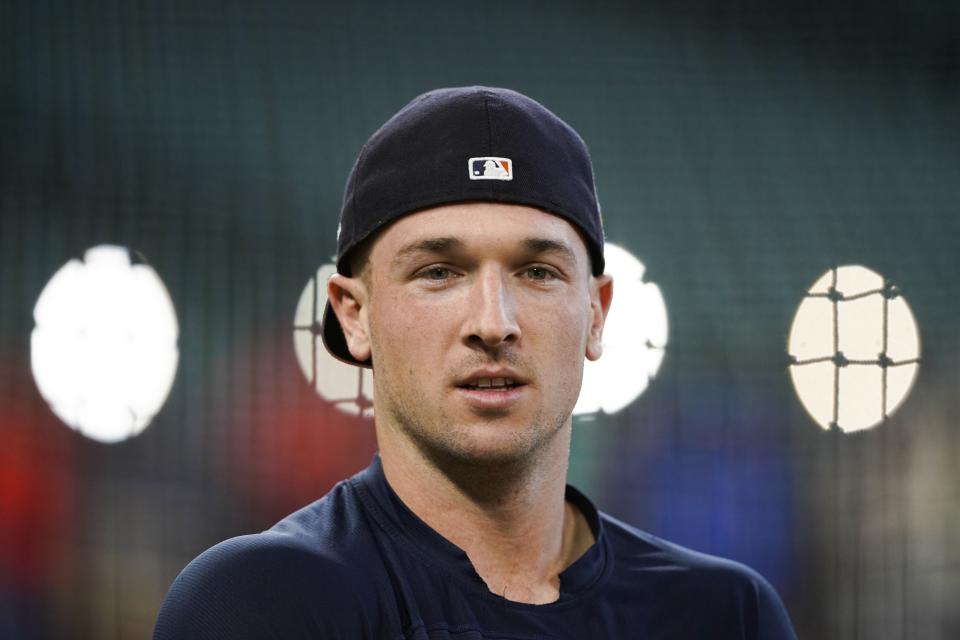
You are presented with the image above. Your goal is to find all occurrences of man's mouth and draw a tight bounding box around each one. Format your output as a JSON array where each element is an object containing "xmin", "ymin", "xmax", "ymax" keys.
[
  {"xmin": 455, "ymin": 374, "xmax": 528, "ymax": 410},
  {"xmin": 460, "ymin": 377, "xmax": 520, "ymax": 391}
]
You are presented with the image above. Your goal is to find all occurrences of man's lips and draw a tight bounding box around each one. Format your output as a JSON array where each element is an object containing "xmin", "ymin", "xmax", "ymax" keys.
[
  {"xmin": 453, "ymin": 369, "xmax": 530, "ymax": 409},
  {"xmin": 458, "ymin": 377, "xmax": 521, "ymax": 390},
  {"xmin": 454, "ymin": 369, "xmax": 530, "ymax": 390},
  {"xmin": 454, "ymin": 384, "xmax": 527, "ymax": 410}
]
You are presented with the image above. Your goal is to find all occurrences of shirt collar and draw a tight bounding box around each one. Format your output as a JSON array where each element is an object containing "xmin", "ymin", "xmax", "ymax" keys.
[{"xmin": 352, "ymin": 455, "xmax": 609, "ymax": 603}]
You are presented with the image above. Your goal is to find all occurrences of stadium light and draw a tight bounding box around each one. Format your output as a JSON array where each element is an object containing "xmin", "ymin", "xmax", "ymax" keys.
[{"xmin": 31, "ymin": 246, "xmax": 179, "ymax": 443}]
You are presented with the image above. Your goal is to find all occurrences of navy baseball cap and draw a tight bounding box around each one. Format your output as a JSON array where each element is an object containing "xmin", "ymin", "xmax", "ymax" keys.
[{"xmin": 322, "ymin": 86, "xmax": 605, "ymax": 368}]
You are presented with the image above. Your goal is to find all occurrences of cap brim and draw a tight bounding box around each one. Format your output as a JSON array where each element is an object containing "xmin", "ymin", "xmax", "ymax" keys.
[{"xmin": 321, "ymin": 300, "xmax": 372, "ymax": 368}]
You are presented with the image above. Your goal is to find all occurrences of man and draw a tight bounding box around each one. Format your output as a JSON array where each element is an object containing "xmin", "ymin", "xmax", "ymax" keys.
[{"xmin": 154, "ymin": 86, "xmax": 797, "ymax": 639}]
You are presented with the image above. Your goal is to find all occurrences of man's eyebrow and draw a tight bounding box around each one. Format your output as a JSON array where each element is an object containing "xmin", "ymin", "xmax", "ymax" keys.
[
  {"xmin": 521, "ymin": 237, "xmax": 578, "ymax": 263},
  {"xmin": 392, "ymin": 237, "xmax": 465, "ymax": 263}
]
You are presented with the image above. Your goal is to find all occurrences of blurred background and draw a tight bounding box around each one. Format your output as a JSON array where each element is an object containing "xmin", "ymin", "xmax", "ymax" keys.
[{"xmin": 1, "ymin": 1, "xmax": 958, "ymax": 638}]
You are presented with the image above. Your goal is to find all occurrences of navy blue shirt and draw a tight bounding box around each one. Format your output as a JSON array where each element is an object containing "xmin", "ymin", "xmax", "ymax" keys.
[{"xmin": 154, "ymin": 457, "xmax": 797, "ymax": 639}]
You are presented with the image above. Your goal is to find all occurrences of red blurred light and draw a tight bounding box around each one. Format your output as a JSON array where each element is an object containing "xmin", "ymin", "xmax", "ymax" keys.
[{"xmin": 0, "ymin": 397, "xmax": 76, "ymax": 589}]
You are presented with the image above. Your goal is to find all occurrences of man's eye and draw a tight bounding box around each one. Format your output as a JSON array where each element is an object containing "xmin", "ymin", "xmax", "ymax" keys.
[
  {"xmin": 525, "ymin": 266, "xmax": 554, "ymax": 281},
  {"xmin": 423, "ymin": 266, "xmax": 452, "ymax": 280}
]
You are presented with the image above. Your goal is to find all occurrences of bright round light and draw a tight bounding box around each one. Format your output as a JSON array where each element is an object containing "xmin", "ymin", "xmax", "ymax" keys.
[
  {"xmin": 292, "ymin": 264, "xmax": 374, "ymax": 417},
  {"xmin": 788, "ymin": 265, "xmax": 920, "ymax": 433},
  {"xmin": 574, "ymin": 243, "xmax": 668, "ymax": 415},
  {"xmin": 30, "ymin": 245, "xmax": 179, "ymax": 443}
]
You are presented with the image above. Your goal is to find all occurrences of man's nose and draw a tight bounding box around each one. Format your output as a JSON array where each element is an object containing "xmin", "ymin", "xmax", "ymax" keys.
[{"xmin": 465, "ymin": 269, "xmax": 521, "ymax": 351}]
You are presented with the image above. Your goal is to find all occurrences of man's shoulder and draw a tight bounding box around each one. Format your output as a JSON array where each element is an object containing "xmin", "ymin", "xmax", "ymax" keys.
[
  {"xmin": 177, "ymin": 475, "xmax": 377, "ymax": 589},
  {"xmin": 602, "ymin": 511, "xmax": 760, "ymax": 578},
  {"xmin": 599, "ymin": 511, "xmax": 797, "ymax": 639},
  {"xmin": 268, "ymin": 474, "xmax": 369, "ymax": 541},
  {"xmin": 153, "ymin": 479, "xmax": 379, "ymax": 639}
]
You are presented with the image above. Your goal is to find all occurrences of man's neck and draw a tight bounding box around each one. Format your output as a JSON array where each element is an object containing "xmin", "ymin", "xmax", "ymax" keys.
[{"xmin": 377, "ymin": 421, "xmax": 595, "ymax": 605}]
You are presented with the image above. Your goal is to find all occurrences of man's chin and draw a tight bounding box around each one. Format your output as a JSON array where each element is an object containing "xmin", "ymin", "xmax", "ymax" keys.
[{"xmin": 423, "ymin": 424, "xmax": 551, "ymax": 472}]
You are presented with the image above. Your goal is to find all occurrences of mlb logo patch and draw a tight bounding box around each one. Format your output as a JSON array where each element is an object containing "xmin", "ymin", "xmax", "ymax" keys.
[{"xmin": 469, "ymin": 157, "xmax": 513, "ymax": 181}]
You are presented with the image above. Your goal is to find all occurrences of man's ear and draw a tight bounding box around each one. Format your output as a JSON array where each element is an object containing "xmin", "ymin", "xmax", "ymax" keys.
[
  {"xmin": 327, "ymin": 273, "xmax": 372, "ymax": 363},
  {"xmin": 585, "ymin": 274, "xmax": 613, "ymax": 362}
]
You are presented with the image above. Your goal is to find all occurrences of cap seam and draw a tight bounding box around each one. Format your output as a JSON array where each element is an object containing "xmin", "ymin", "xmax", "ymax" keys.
[{"xmin": 482, "ymin": 91, "xmax": 494, "ymax": 199}]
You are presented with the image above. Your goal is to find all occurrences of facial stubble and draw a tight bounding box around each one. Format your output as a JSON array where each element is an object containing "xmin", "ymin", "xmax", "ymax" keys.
[{"xmin": 370, "ymin": 327, "xmax": 578, "ymax": 489}]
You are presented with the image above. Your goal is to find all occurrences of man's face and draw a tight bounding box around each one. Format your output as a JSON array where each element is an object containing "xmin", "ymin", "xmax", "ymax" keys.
[{"xmin": 333, "ymin": 202, "xmax": 611, "ymax": 467}]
